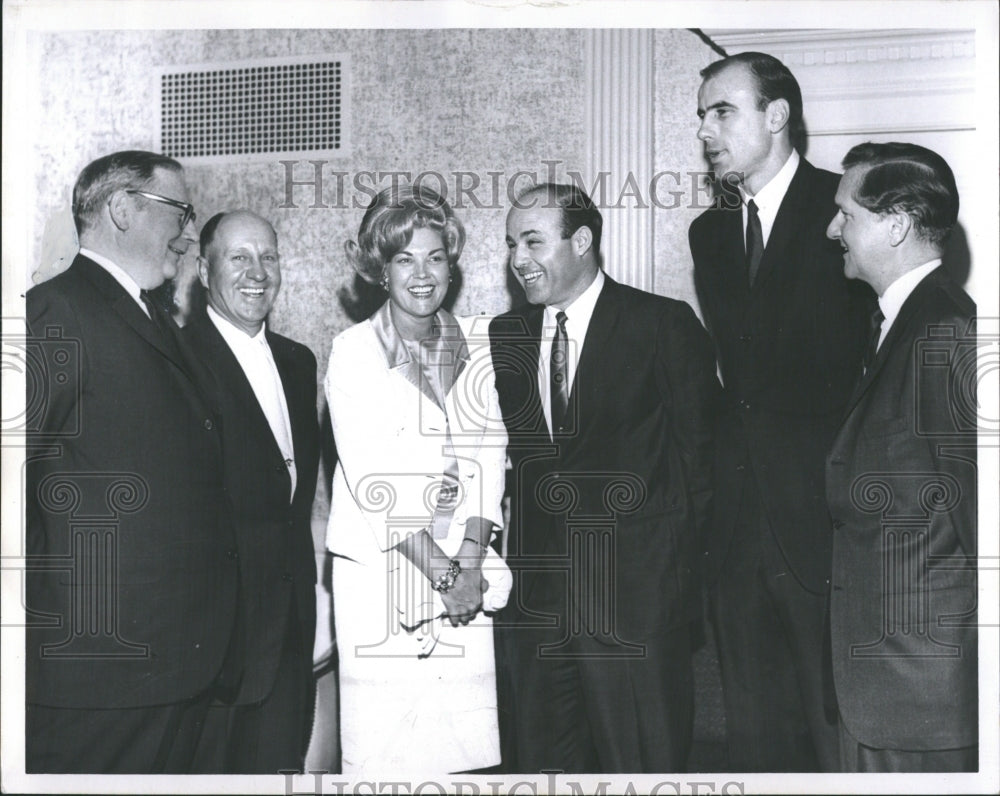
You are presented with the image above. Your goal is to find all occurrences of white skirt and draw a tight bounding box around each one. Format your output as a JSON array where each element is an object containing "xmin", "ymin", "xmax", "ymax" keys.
[{"xmin": 332, "ymin": 553, "xmax": 500, "ymax": 777}]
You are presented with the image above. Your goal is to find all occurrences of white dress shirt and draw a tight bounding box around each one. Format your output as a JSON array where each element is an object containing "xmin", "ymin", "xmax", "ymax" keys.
[
  {"xmin": 207, "ymin": 305, "xmax": 296, "ymax": 500},
  {"xmin": 876, "ymin": 259, "xmax": 942, "ymax": 351},
  {"xmin": 739, "ymin": 149, "xmax": 800, "ymax": 249},
  {"xmin": 79, "ymin": 247, "xmax": 148, "ymax": 317},
  {"xmin": 539, "ymin": 269, "xmax": 605, "ymax": 437}
]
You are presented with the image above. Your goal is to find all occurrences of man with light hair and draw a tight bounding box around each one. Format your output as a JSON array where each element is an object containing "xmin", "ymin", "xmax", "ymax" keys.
[{"xmin": 26, "ymin": 150, "xmax": 240, "ymax": 773}]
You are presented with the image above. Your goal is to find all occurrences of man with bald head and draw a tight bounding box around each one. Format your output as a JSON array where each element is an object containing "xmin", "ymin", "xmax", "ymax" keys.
[
  {"xmin": 26, "ymin": 151, "xmax": 240, "ymax": 772},
  {"xmin": 183, "ymin": 210, "xmax": 320, "ymax": 773}
]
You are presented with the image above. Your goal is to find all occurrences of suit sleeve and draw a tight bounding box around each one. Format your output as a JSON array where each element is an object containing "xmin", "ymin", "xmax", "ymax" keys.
[
  {"xmin": 27, "ymin": 287, "xmax": 88, "ymax": 442},
  {"xmin": 450, "ymin": 326, "xmax": 507, "ymax": 536},
  {"xmin": 325, "ymin": 330, "xmax": 447, "ymax": 553},
  {"xmin": 916, "ymin": 306, "xmax": 978, "ymax": 558},
  {"xmin": 656, "ymin": 301, "xmax": 719, "ymax": 545}
]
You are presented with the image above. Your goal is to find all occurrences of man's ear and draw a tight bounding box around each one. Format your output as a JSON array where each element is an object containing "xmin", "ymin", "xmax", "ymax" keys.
[
  {"xmin": 107, "ymin": 189, "xmax": 131, "ymax": 232},
  {"xmin": 196, "ymin": 255, "xmax": 211, "ymax": 289},
  {"xmin": 767, "ymin": 98, "xmax": 790, "ymax": 135},
  {"xmin": 571, "ymin": 225, "xmax": 593, "ymax": 257},
  {"xmin": 887, "ymin": 210, "xmax": 913, "ymax": 248}
]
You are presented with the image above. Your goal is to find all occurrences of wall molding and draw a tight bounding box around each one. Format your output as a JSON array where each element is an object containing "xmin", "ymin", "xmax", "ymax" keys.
[
  {"xmin": 702, "ymin": 28, "xmax": 975, "ymax": 65},
  {"xmin": 584, "ymin": 29, "xmax": 654, "ymax": 291},
  {"xmin": 701, "ymin": 29, "xmax": 976, "ymax": 139}
]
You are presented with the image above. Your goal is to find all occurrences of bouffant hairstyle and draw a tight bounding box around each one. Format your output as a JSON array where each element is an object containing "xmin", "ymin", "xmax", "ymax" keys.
[{"xmin": 345, "ymin": 184, "xmax": 465, "ymax": 285}]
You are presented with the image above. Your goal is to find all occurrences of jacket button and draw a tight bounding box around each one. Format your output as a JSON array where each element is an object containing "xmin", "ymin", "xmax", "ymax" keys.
[
  {"xmin": 735, "ymin": 464, "xmax": 746, "ymax": 471},
  {"xmin": 739, "ymin": 334, "xmax": 752, "ymax": 343},
  {"xmin": 282, "ymin": 572, "xmax": 293, "ymax": 582},
  {"xmin": 203, "ymin": 418, "xmax": 214, "ymax": 430},
  {"xmin": 227, "ymin": 549, "xmax": 239, "ymax": 560}
]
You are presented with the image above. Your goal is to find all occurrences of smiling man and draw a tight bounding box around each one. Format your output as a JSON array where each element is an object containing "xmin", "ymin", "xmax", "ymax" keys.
[
  {"xmin": 25, "ymin": 151, "xmax": 239, "ymax": 773},
  {"xmin": 182, "ymin": 210, "xmax": 320, "ymax": 773},
  {"xmin": 824, "ymin": 143, "xmax": 977, "ymax": 772},
  {"xmin": 688, "ymin": 52, "xmax": 874, "ymax": 772},
  {"xmin": 489, "ymin": 183, "xmax": 718, "ymax": 773}
]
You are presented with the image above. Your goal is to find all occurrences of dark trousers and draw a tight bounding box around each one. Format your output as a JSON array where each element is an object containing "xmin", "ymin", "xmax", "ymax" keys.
[
  {"xmin": 502, "ymin": 619, "xmax": 693, "ymax": 774},
  {"xmin": 190, "ymin": 610, "xmax": 313, "ymax": 774},
  {"xmin": 710, "ymin": 478, "xmax": 838, "ymax": 772},
  {"xmin": 838, "ymin": 717, "xmax": 977, "ymax": 772},
  {"xmin": 26, "ymin": 693, "xmax": 213, "ymax": 774}
]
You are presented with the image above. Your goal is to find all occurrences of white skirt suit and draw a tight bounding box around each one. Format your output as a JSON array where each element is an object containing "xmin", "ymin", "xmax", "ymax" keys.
[{"xmin": 325, "ymin": 305, "xmax": 509, "ymax": 776}]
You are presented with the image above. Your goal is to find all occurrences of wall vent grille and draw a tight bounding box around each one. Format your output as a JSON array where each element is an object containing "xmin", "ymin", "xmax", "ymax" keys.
[{"xmin": 156, "ymin": 55, "xmax": 347, "ymax": 162}]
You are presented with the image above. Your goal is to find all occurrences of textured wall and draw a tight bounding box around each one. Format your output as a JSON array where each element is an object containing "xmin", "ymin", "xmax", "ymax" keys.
[
  {"xmin": 27, "ymin": 27, "xmax": 712, "ymax": 554},
  {"xmin": 30, "ymin": 28, "xmax": 588, "ymax": 353},
  {"xmin": 653, "ymin": 29, "xmax": 719, "ymax": 318}
]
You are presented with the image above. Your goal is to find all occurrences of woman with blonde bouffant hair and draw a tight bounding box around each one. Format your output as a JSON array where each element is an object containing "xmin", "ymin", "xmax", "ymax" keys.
[{"xmin": 325, "ymin": 184, "xmax": 510, "ymax": 775}]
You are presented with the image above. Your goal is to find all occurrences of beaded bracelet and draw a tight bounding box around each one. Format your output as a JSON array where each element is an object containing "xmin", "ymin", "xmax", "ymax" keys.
[{"xmin": 431, "ymin": 559, "xmax": 462, "ymax": 593}]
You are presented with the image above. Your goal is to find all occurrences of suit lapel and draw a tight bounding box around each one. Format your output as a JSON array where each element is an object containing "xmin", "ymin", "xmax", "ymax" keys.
[
  {"xmin": 201, "ymin": 317, "xmax": 289, "ymax": 476},
  {"xmin": 841, "ymin": 268, "xmax": 943, "ymax": 419},
  {"xmin": 566, "ymin": 276, "xmax": 619, "ymax": 432},
  {"xmin": 74, "ymin": 255, "xmax": 190, "ymax": 370},
  {"xmin": 515, "ymin": 305, "xmax": 547, "ymax": 437},
  {"xmin": 754, "ymin": 160, "xmax": 811, "ymax": 290}
]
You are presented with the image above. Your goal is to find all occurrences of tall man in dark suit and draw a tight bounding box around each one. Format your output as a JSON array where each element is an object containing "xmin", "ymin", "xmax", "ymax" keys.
[
  {"xmin": 490, "ymin": 183, "xmax": 717, "ymax": 773},
  {"xmin": 25, "ymin": 151, "xmax": 241, "ymax": 772},
  {"xmin": 689, "ymin": 52, "xmax": 873, "ymax": 771},
  {"xmin": 183, "ymin": 210, "xmax": 320, "ymax": 773},
  {"xmin": 825, "ymin": 143, "xmax": 977, "ymax": 772}
]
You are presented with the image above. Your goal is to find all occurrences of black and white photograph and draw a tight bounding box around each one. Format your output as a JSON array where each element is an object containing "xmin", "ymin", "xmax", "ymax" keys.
[{"xmin": 2, "ymin": 1, "xmax": 998, "ymax": 793}]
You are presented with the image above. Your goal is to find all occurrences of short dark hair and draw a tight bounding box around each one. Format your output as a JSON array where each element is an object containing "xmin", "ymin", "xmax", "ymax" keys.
[
  {"xmin": 842, "ymin": 142, "xmax": 959, "ymax": 248},
  {"xmin": 515, "ymin": 183, "xmax": 603, "ymax": 256},
  {"xmin": 72, "ymin": 150, "xmax": 182, "ymax": 235},
  {"xmin": 700, "ymin": 52, "xmax": 805, "ymax": 152},
  {"xmin": 346, "ymin": 184, "xmax": 465, "ymax": 285}
]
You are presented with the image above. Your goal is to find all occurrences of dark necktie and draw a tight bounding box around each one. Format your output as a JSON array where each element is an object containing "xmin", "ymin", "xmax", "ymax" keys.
[
  {"xmin": 745, "ymin": 199, "xmax": 764, "ymax": 286},
  {"xmin": 862, "ymin": 307, "xmax": 885, "ymax": 375},
  {"xmin": 550, "ymin": 310, "xmax": 569, "ymax": 434},
  {"xmin": 140, "ymin": 290, "xmax": 180, "ymax": 356}
]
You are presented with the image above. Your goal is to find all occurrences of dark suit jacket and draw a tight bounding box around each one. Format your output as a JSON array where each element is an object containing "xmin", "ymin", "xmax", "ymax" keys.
[
  {"xmin": 690, "ymin": 158, "xmax": 874, "ymax": 593},
  {"xmin": 183, "ymin": 311, "xmax": 320, "ymax": 705},
  {"xmin": 826, "ymin": 266, "xmax": 977, "ymax": 750},
  {"xmin": 25, "ymin": 254, "xmax": 239, "ymax": 709},
  {"xmin": 489, "ymin": 276, "xmax": 717, "ymax": 642}
]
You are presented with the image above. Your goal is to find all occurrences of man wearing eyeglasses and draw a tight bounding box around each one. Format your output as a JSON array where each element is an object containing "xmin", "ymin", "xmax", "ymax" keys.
[{"xmin": 25, "ymin": 150, "xmax": 242, "ymax": 773}]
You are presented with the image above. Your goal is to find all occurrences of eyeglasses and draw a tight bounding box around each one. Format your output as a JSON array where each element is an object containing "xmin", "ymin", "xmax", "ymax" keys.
[{"xmin": 125, "ymin": 189, "xmax": 196, "ymax": 230}]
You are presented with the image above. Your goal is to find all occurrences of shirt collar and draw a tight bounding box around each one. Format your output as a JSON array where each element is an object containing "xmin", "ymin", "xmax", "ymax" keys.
[
  {"xmin": 207, "ymin": 303, "xmax": 268, "ymax": 349},
  {"xmin": 878, "ymin": 259, "xmax": 942, "ymax": 331},
  {"xmin": 545, "ymin": 269, "xmax": 605, "ymax": 331},
  {"xmin": 369, "ymin": 300, "xmax": 469, "ymax": 410},
  {"xmin": 79, "ymin": 247, "xmax": 144, "ymax": 308},
  {"xmin": 740, "ymin": 149, "xmax": 799, "ymax": 222}
]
